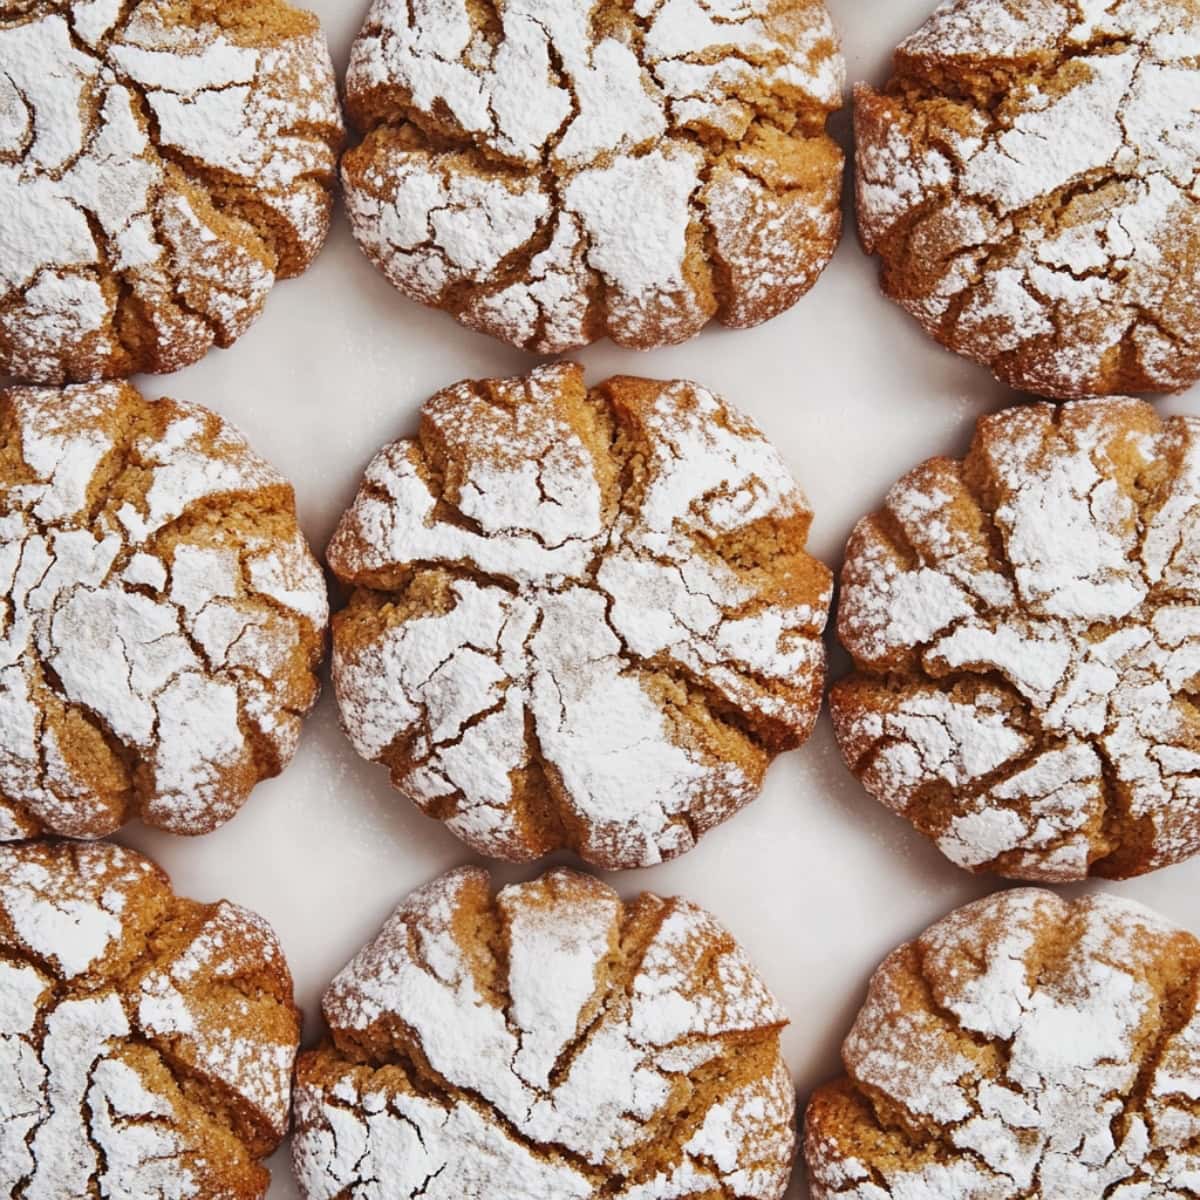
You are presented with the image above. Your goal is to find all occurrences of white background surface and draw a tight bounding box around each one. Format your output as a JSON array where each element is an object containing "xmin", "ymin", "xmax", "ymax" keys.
[{"xmin": 101, "ymin": 1, "xmax": 1200, "ymax": 1196}]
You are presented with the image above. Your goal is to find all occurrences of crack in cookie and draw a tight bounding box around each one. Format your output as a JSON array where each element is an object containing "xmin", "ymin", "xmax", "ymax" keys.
[
  {"xmin": 0, "ymin": 0, "xmax": 343, "ymax": 384},
  {"xmin": 0, "ymin": 838, "xmax": 301, "ymax": 1200},
  {"xmin": 327, "ymin": 362, "xmax": 831, "ymax": 871},
  {"xmin": 341, "ymin": 0, "xmax": 844, "ymax": 354},
  {"xmin": 806, "ymin": 889, "xmax": 1200, "ymax": 1199},
  {"xmin": 0, "ymin": 379, "xmax": 328, "ymax": 841},
  {"xmin": 292, "ymin": 866, "xmax": 796, "ymax": 1200},
  {"xmin": 855, "ymin": 0, "xmax": 1200, "ymax": 399},
  {"xmin": 832, "ymin": 397, "xmax": 1200, "ymax": 882}
]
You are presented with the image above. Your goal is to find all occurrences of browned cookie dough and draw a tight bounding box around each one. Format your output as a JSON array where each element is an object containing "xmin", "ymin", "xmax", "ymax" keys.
[
  {"xmin": 806, "ymin": 888, "xmax": 1200, "ymax": 1199},
  {"xmin": 855, "ymin": 0, "xmax": 1200, "ymax": 399},
  {"xmin": 832, "ymin": 398, "xmax": 1200, "ymax": 882},
  {"xmin": 0, "ymin": 0, "xmax": 343, "ymax": 384},
  {"xmin": 0, "ymin": 838, "xmax": 300, "ymax": 1199},
  {"xmin": 0, "ymin": 380, "xmax": 328, "ymax": 841},
  {"xmin": 342, "ymin": 0, "xmax": 844, "ymax": 353},
  {"xmin": 327, "ymin": 363, "xmax": 832, "ymax": 870},
  {"xmin": 292, "ymin": 865, "xmax": 796, "ymax": 1200}
]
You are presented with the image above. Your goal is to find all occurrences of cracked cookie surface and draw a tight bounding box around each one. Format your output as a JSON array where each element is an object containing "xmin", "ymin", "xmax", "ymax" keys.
[
  {"xmin": 0, "ymin": 0, "xmax": 343, "ymax": 385},
  {"xmin": 341, "ymin": 0, "xmax": 844, "ymax": 354},
  {"xmin": 0, "ymin": 379, "xmax": 328, "ymax": 841},
  {"xmin": 292, "ymin": 865, "xmax": 796, "ymax": 1200},
  {"xmin": 0, "ymin": 837, "xmax": 301, "ymax": 1199},
  {"xmin": 327, "ymin": 362, "xmax": 831, "ymax": 871},
  {"xmin": 855, "ymin": 0, "xmax": 1200, "ymax": 400},
  {"xmin": 832, "ymin": 397, "xmax": 1200, "ymax": 882},
  {"xmin": 805, "ymin": 888, "xmax": 1200, "ymax": 1199}
]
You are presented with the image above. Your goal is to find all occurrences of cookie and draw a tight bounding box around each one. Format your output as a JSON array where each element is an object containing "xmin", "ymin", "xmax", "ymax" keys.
[
  {"xmin": 831, "ymin": 397, "xmax": 1200, "ymax": 882},
  {"xmin": 0, "ymin": 380, "xmax": 328, "ymax": 841},
  {"xmin": 327, "ymin": 362, "xmax": 832, "ymax": 870},
  {"xmin": 855, "ymin": 0, "xmax": 1200, "ymax": 400},
  {"xmin": 341, "ymin": 0, "xmax": 844, "ymax": 354},
  {"xmin": 805, "ymin": 888, "xmax": 1200, "ymax": 1199},
  {"xmin": 0, "ymin": 837, "xmax": 300, "ymax": 1199},
  {"xmin": 292, "ymin": 865, "xmax": 796, "ymax": 1200},
  {"xmin": 0, "ymin": 0, "xmax": 343, "ymax": 385}
]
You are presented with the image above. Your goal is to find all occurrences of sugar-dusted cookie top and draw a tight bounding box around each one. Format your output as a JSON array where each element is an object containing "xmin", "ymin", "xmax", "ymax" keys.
[
  {"xmin": 856, "ymin": 0, "xmax": 1200, "ymax": 399},
  {"xmin": 807, "ymin": 888, "xmax": 1200, "ymax": 1199},
  {"xmin": 0, "ymin": 0, "xmax": 343, "ymax": 384},
  {"xmin": 833, "ymin": 397, "xmax": 1200, "ymax": 882},
  {"xmin": 293, "ymin": 865, "xmax": 796, "ymax": 1200},
  {"xmin": 327, "ymin": 362, "xmax": 832, "ymax": 870},
  {"xmin": 0, "ymin": 837, "xmax": 301, "ymax": 1199},
  {"xmin": 341, "ymin": 0, "xmax": 844, "ymax": 353},
  {"xmin": 0, "ymin": 380, "xmax": 328, "ymax": 840}
]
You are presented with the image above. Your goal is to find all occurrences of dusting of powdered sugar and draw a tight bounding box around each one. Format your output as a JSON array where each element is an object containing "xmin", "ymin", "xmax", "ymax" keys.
[
  {"xmin": 833, "ymin": 397, "xmax": 1200, "ymax": 881},
  {"xmin": 328, "ymin": 362, "xmax": 831, "ymax": 870},
  {"xmin": 807, "ymin": 888, "xmax": 1200, "ymax": 1199},
  {"xmin": 855, "ymin": 0, "xmax": 1200, "ymax": 398},
  {"xmin": 342, "ymin": 0, "xmax": 844, "ymax": 353},
  {"xmin": 0, "ymin": 839, "xmax": 299, "ymax": 1198},
  {"xmin": 292, "ymin": 866, "xmax": 795, "ymax": 1200},
  {"xmin": 0, "ymin": 0, "xmax": 342, "ymax": 384},
  {"xmin": 0, "ymin": 381, "xmax": 328, "ymax": 841}
]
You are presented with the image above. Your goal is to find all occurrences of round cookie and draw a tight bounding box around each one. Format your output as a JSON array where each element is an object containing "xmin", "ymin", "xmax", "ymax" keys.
[
  {"xmin": 805, "ymin": 888, "xmax": 1200, "ymax": 1199},
  {"xmin": 341, "ymin": 0, "xmax": 844, "ymax": 353},
  {"xmin": 831, "ymin": 397, "xmax": 1200, "ymax": 883},
  {"xmin": 0, "ymin": 379, "xmax": 328, "ymax": 841},
  {"xmin": 327, "ymin": 362, "xmax": 832, "ymax": 870},
  {"xmin": 0, "ymin": 837, "xmax": 300, "ymax": 1199},
  {"xmin": 855, "ymin": 0, "xmax": 1200, "ymax": 400},
  {"xmin": 0, "ymin": 0, "xmax": 343, "ymax": 385},
  {"xmin": 292, "ymin": 865, "xmax": 797, "ymax": 1200}
]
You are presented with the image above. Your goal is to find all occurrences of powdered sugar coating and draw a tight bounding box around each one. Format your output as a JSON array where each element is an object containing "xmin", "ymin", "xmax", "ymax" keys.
[
  {"xmin": 0, "ymin": 380, "xmax": 328, "ymax": 841},
  {"xmin": 856, "ymin": 0, "xmax": 1200, "ymax": 399},
  {"xmin": 0, "ymin": 0, "xmax": 342, "ymax": 384},
  {"xmin": 292, "ymin": 865, "xmax": 796, "ymax": 1200},
  {"xmin": 341, "ymin": 0, "xmax": 844, "ymax": 353},
  {"xmin": 833, "ymin": 397, "xmax": 1200, "ymax": 882},
  {"xmin": 806, "ymin": 888, "xmax": 1200, "ymax": 1199},
  {"xmin": 327, "ymin": 363, "xmax": 831, "ymax": 870},
  {"xmin": 0, "ymin": 838, "xmax": 300, "ymax": 1199}
]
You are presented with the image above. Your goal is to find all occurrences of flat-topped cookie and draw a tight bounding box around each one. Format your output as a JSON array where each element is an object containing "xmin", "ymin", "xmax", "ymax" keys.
[
  {"xmin": 807, "ymin": 888, "xmax": 1200, "ymax": 1198},
  {"xmin": 293, "ymin": 865, "xmax": 796, "ymax": 1200},
  {"xmin": 0, "ymin": 380, "xmax": 328, "ymax": 841},
  {"xmin": 0, "ymin": 0, "xmax": 343, "ymax": 384},
  {"xmin": 342, "ymin": 0, "xmax": 844, "ymax": 353},
  {"xmin": 0, "ymin": 838, "xmax": 300, "ymax": 1199},
  {"xmin": 833, "ymin": 397, "xmax": 1200, "ymax": 881},
  {"xmin": 327, "ymin": 362, "xmax": 832, "ymax": 870},
  {"xmin": 856, "ymin": 0, "xmax": 1200, "ymax": 399}
]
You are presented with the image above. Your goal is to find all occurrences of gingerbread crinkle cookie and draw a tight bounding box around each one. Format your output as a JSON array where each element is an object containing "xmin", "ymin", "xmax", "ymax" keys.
[
  {"xmin": 833, "ymin": 397, "xmax": 1200, "ymax": 882},
  {"xmin": 327, "ymin": 363, "xmax": 832, "ymax": 870},
  {"xmin": 292, "ymin": 866, "xmax": 797, "ymax": 1200},
  {"xmin": 0, "ymin": 379, "xmax": 328, "ymax": 841},
  {"xmin": 0, "ymin": 838, "xmax": 301, "ymax": 1199},
  {"xmin": 806, "ymin": 888, "xmax": 1200, "ymax": 1199},
  {"xmin": 0, "ymin": 0, "xmax": 343, "ymax": 384},
  {"xmin": 856, "ymin": 0, "xmax": 1200, "ymax": 399},
  {"xmin": 342, "ymin": 0, "xmax": 845, "ymax": 353}
]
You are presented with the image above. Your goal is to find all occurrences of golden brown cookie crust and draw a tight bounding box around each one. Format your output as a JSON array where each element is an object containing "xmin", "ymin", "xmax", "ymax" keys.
[
  {"xmin": 855, "ymin": 0, "xmax": 1200, "ymax": 399},
  {"xmin": 805, "ymin": 888, "xmax": 1200, "ymax": 1199},
  {"xmin": 292, "ymin": 865, "xmax": 796, "ymax": 1200},
  {"xmin": 0, "ymin": 0, "xmax": 343, "ymax": 384},
  {"xmin": 341, "ymin": 0, "xmax": 844, "ymax": 353},
  {"xmin": 0, "ymin": 838, "xmax": 300, "ymax": 1199},
  {"xmin": 832, "ymin": 397, "xmax": 1200, "ymax": 882},
  {"xmin": 327, "ymin": 362, "xmax": 831, "ymax": 870},
  {"xmin": 0, "ymin": 380, "xmax": 328, "ymax": 841}
]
